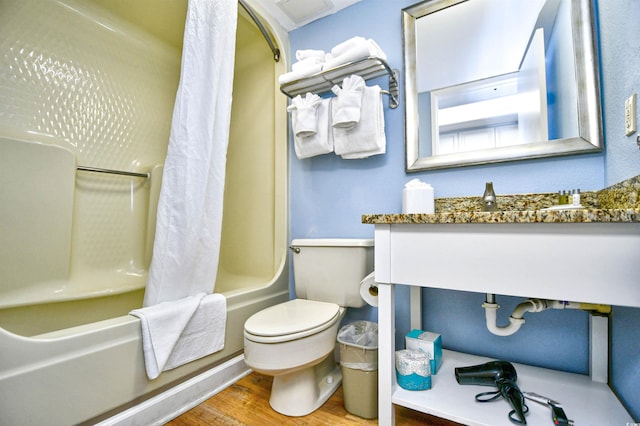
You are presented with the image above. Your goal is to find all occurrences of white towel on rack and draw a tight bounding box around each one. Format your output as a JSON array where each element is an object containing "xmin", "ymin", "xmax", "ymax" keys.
[
  {"xmin": 292, "ymin": 98, "xmax": 333, "ymax": 159},
  {"xmin": 330, "ymin": 36, "xmax": 367, "ymax": 57},
  {"xmin": 331, "ymin": 75, "xmax": 365, "ymax": 129},
  {"xmin": 278, "ymin": 62, "xmax": 324, "ymax": 85},
  {"xmin": 333, "ymin": 85, "xmax": 386, "ymax": 159},
  {"xmin": 287, "ymin": 93, "xmax": 322, "ymax": 137},
  {"xmin": 281, "ymin": 50, "xmax": 328, "ymax": 83},
  {"xmin": 324, "ymin": 38, "xmax": 387, "ymax": 70},
  {"xmin": 296, "ymin": 49, "xmax": 326, "ymax": 61},
  {"xmin": 130, "ymin": 292, "xmax": 226, "ymax": 380},
  {"xmin": 292, "ymin": 56, "xmax": 324, "ymax": 73}
]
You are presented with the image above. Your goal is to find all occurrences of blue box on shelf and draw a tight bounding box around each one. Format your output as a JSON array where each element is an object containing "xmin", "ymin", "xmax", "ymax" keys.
[{"xmin": 405, "ymin": 329, "xmax": 442, "ymax": 374}]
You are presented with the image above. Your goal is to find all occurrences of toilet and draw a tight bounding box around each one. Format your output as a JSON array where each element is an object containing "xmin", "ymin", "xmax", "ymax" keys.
[{"xmin": 243, "ymin": 238, "xmax": 374, "ymax": 416}]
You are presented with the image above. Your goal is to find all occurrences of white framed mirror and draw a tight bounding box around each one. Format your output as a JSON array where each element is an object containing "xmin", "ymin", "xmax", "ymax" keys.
[{"xmin": 403, "ymin": 0, "xmax": 603, "ymax": 171}]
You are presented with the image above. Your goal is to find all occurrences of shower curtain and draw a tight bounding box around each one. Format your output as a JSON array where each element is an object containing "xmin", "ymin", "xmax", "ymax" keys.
[{"xmin": 144, "ymin": 0, "xmax": 238, "ymax": 306}]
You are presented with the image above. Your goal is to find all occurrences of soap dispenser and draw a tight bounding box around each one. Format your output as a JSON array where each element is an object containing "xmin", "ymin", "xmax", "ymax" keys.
[{"xmin": 482, "ymin": 182, "xmax": 497, "ymax": 212}]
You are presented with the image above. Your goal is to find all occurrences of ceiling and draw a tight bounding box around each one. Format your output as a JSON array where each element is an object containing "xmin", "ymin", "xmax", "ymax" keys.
[
  {"xmin": 88, "ymin": 0, "xmax": 362, "ymax": 51},
  {"xmin": 252, "ymin": 0, "xmax": 361, "ymax": 31}
]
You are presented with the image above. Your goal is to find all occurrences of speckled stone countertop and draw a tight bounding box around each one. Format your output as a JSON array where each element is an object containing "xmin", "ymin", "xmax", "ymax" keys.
[{"xmin": 362, "ymin": 175, "xmax": 640, "ymax": 224}]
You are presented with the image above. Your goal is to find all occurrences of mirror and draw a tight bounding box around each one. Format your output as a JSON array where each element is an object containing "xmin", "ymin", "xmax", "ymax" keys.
[{"xmin": 403, "ymin": 0, "xmax": 602, "ymax": 171}]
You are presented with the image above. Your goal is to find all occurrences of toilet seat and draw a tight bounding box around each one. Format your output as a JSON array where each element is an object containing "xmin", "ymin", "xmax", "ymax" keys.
[{"xmin": 244, "ymin": 299, "xmax": 341, "ymax": 344}]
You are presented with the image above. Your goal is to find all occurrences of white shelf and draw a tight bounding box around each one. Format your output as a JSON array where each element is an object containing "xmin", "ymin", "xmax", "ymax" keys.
[
  {"xmin": 373, "ymin": 217, "xmax": 639, "ymax": 424},
  {"xmin": 392, "ymin": 350, "xmax": 633, "ymax": 426}
]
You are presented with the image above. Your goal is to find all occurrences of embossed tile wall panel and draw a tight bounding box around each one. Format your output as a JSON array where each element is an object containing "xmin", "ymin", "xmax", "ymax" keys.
[{"xmin": 0, "ymin": 0, "xmax": 182, "ymax": 292}]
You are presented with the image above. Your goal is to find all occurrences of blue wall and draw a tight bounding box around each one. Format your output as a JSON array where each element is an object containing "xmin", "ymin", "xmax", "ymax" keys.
[
  {"xmin": 598, "ymin": 1, "xmax": 640, "ymax": 420},
  {"xmin": 288, "ymin": 0, "xmax": 639, "ymax": 420}
]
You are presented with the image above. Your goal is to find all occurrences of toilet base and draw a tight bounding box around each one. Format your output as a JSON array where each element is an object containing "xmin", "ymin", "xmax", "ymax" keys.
[{"xmin": 269, "ymin": 353, "xmax": 342, "ymax": 417}]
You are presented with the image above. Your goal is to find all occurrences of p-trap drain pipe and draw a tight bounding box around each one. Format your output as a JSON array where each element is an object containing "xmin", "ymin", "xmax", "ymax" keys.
[{"xmin": 482, "ymin": 293, "xmax": 611, "ymax": 336}]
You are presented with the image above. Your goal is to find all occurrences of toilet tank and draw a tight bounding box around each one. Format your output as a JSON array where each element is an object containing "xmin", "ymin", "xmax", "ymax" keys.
[{"xmin": 291, "ymin": 238, "xmax": 374, "ymax": 308}]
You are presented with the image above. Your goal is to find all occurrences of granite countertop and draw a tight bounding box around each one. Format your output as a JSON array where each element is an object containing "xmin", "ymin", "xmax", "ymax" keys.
[{"xmin": 362, "ymin": 175, "xmax": 640, "ymax": 225}]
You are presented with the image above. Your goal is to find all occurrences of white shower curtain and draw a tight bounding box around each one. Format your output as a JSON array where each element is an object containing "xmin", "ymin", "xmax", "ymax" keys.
[{"xmin": 144, "ymin": 0, "xmax": 238, "ymax": 306}]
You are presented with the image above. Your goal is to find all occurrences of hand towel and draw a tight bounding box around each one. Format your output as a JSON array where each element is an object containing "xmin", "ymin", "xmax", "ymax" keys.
[
  {"xmin": 130, "ymin": 292, "xmax": 227, "ymax": 380},
  {"xmin": 333, "ymin": 85, "xmax": 386, "ymax": 159},
  {"xmin": 293, "ymin": 98, "xmax": 334, "ymax": 159},
  {"xmin": 324, "ymin": 38, "xmax": 387, "ymax": 70},
  {"xmin": 331, "ymin": 75, "xmax": 365, "ymax": 129},
  {"xmin": 287, "ymin": 93, "xmax": 322, "ymax": 137}
]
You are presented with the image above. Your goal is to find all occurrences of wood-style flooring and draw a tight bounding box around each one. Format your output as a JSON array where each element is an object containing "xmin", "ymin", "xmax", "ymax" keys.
[{"xmin": 167, "ymin": 372, "xmax": 462, "ymax": 425}]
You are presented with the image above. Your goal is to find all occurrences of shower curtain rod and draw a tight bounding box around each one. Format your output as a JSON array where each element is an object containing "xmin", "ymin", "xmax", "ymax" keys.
[{"xmin": 238, "ymin": 0, "xmax": 280, "ymax": 62}]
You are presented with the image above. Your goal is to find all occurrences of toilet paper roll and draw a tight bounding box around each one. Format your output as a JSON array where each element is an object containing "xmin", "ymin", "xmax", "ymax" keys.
[{"xmin": 359, "ymin": 271, "xmax": 378, "ymax": 307}]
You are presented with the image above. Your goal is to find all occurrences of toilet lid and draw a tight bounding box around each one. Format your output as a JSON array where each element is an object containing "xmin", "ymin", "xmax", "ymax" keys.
[{"xmin": 245, "ymin": 299, "xmax": 340, "ymax": 337}]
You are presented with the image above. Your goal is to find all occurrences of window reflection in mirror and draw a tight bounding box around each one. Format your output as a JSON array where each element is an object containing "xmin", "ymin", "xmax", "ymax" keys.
[{"xmin": 403, "ymin": 0, "xmax": 602, "ymax": 171}]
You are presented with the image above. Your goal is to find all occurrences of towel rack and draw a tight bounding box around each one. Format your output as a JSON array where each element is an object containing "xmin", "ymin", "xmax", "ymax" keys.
[
  {"xmin": 77, "ymin": 165, "xmax": 150, "ymax": 179},
  {"xmin": 280, "ymin": 56, "xmax": 399, "ymax": 109}
]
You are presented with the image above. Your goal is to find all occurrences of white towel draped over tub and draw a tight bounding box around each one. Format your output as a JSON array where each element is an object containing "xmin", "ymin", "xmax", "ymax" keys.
[
  {"xmin": 131, "ymin": 293, "xmax": 227, "ymax": 380},
  {"xmin": 131, "ymin": 0, "xmax": 236, "ymax": 379}
]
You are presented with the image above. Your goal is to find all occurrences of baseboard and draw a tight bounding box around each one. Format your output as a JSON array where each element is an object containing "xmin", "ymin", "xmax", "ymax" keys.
[{"xmin": 96, "ymin": 355, "xmax": 251, "ymax": 426}]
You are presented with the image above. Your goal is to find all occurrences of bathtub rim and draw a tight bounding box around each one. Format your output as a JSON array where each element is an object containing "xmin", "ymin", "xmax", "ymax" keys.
[{"xmin": 0, "ymin": 256, "xmax": 290, "ymax": 341}]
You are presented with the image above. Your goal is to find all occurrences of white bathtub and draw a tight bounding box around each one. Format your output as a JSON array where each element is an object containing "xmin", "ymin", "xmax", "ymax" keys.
[
  {"xmin": 0, "ymin": 0, "xmax": 289, "ymax": 423},
  {"xmin": 0, "ymin": 279, "xmax": 288, "ymax": 425}
]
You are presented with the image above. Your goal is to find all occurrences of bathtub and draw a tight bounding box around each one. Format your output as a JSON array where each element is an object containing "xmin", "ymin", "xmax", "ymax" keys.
[
  {"xmin": 0, "ymin": 282, "xmax": 289, "ymax": 425},
  {"xmin": 0, "ymin": 0, "xmax": 289, "ymax": 424}
]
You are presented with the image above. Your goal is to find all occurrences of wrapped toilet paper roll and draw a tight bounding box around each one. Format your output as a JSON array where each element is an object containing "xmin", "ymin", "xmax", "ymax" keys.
[{"xmin": 359, "ymin": 271, "xmax": 378, "ymax": 307}]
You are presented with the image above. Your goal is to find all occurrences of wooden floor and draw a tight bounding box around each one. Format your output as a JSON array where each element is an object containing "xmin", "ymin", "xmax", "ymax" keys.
[{"xmin": 167, "ymin": 372, "xmax": 462, "ymax": 425}]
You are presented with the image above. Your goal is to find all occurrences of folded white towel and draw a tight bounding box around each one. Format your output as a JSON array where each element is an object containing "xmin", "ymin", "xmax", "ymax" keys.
[
  {"xmin": 287, "ymin": 93, "xmax": 322, "ymax": 137},
  {"xmin": 278, "ymin": 62, "xmax": 324, "ymax": 85},
  {"xmin": 296, "ymin": 49, "xmax": 326, "ymax": 61},
  {"xmin": 130, "ymin": 292, "xmax": 226, "ymax": 380},
  {"xmin": 330, "ymin": 36, "xmax": 367, "ymax": 58},
  {"xmin": 333, "ymin": 85, "xmax": 386, "ymax": 159},
  {"xmin": 324, "ymin": 38, "xmax": 387, "ymax": 70},
  {"xmin": 331, "ymin": 75, "xmax": 365, "ymax": 129},
  {"xmin": 292, "ymin": 56, "xmax": 324, "ymax": 73},
  {"xmin": 293, "ymin": 98, "xmax": 334, "ymax": 159}
]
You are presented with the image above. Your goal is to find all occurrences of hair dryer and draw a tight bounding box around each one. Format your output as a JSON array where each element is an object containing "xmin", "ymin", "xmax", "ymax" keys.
[{"xmin": 455, "ymin": 361, "xmax": 528, "ymax": 424}]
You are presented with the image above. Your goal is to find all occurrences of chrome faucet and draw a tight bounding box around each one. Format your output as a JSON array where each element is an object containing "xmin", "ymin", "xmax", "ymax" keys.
[{"xmin": 482, "ymin": 182, "xmax": 497, "ymax": 212}]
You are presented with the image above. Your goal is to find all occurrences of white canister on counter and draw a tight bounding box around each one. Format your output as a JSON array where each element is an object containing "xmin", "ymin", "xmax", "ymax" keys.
[{"xmin": 402, "ymin": 179, "xmax": 435, "ymax": 214}]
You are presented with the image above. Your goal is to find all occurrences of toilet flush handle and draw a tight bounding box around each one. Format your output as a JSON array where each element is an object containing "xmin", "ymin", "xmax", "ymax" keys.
[{"xmin": 290, "ymin": 246, "xmax": 300, "ymax": 254}]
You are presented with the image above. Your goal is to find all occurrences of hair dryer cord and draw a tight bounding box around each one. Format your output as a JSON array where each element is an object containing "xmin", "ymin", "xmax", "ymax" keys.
[{"xmin": 474, "ymin": 379, "xmax": 529, "ymax": 424}]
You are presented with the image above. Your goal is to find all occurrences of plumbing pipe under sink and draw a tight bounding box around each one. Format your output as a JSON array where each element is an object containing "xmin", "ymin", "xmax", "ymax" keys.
[{"xmin": 482, "ymin": 293, "xmax": 611, "ymax": 336}]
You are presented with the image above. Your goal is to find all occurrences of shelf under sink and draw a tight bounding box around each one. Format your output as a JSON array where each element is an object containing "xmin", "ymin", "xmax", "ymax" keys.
[{"xmin": 392, "ymin": 350, "xmax": 632, "ymax": 425}]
